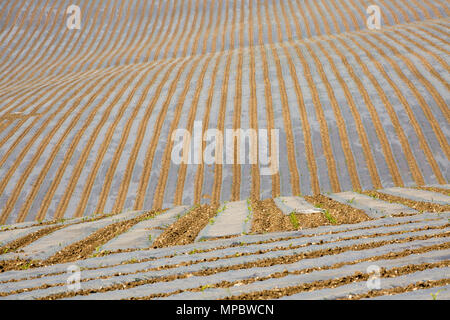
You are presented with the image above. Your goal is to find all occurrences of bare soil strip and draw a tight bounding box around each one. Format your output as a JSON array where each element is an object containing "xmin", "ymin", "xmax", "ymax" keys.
[
  {"xmin": 351, "ymin": 33, "xmax": 450, "ymax": 161},
  {"xmin": 112, "ymin": 60, "xmax": 183, "ymax": 213},
  {"xmin": 362, "ymin": 190, "xmax": 450, "ymax": 213},
  {"xmin": 152, "ymin": 205, "xmax": 218, "ymax": 248},
  {"xmin": 222, "ymin": 261, "xmax": 449, "ymax": 300},
  {"xmin": 304, "ymin": 194, "xmax": 371, "ymax": 225},
  {"xmin": 192, "ymin": 54, "xmax": 223, "ymax": 204}
]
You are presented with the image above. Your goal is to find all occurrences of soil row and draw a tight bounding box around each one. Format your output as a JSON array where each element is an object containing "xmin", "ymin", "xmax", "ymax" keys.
[
  {"xmin": 362, "ymin": 190, "xmax": 450, "ymax": 213},
  {"xmin": 36, "ymin": 236, "xmax": 449, "ymax": 300}
]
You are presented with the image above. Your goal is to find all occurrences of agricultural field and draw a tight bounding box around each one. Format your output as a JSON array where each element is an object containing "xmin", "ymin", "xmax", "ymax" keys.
[{"xmin": 0, "ymin": 0, "xmax": 449, "ymax": 301}]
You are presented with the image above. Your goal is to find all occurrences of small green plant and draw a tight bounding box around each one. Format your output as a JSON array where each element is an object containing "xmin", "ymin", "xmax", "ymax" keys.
[
  {"xmin": 347, "ymin": 197, "xmax": 355, "ymax": 204},
  {"xmin": 209, "ymin": 218, "xmax": 215, "ymax": 225},
  {"xmin": 430, "ymin": 289, "xmax": 446, "ymax": 300},
  {"xmin": 324, "ymin": 210, "xmax": 337, "ymax": 224},
  {"xmin": 148, "ymin": 234, "xmax": 152, "ymax": 242},
  {"xmin": 289, "ymin": 212, "xmax": 299, "ymax": 229}
]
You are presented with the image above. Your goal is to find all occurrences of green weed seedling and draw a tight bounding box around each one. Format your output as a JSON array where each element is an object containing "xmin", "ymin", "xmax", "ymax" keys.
[
  {"xmin": 324, "ymin": 210, "xmax": 337, "ymax": 224},
  {"xmin": 430, "ymin": 289, "xmax": 446, "ymax": 300},
  {"xmin": 289, "ymin": 212, "xmax": 299, "ymax": 229}
]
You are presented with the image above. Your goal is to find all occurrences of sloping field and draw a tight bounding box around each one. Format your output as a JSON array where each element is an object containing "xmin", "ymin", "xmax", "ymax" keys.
[
  {"xmin": 0, "ymin": 0, "xmax": 449, "ymax": 224},
  {"xmin": 0, "ymin": 186, "xmax": 449, "ymax": 300}
]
